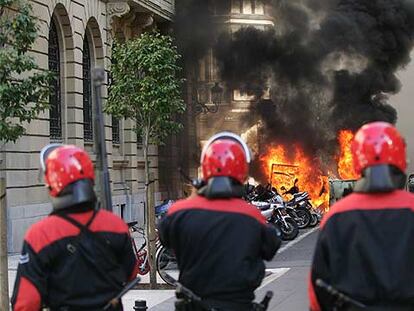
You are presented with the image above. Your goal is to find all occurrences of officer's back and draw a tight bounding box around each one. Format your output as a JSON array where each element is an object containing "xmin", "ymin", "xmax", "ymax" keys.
[
  {"xmin": 12, "ymin": 144, "xmax": 137, "ymax": 311},
  {"xmin": 160, "ymin": 132, "xmax": 281, "ymax": 311}
]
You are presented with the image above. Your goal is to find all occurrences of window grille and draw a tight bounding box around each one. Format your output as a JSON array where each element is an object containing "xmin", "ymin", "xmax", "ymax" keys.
[
  {"xmin": 112, "ymin": 116, "xmax": 120, "ymax": 144},
  {"xmin": 83, "ymin": 37, "xmax": 93, "ymax": 142},
  {"xmin": 48, "ymin": 21, "xmax": 62, "ymax": 140}
]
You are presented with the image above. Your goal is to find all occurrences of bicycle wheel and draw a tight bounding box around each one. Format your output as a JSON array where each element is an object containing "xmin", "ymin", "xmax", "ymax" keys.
[{"xmin": 156, "ymin": 246, "xmax": 178, "ymax": 285}]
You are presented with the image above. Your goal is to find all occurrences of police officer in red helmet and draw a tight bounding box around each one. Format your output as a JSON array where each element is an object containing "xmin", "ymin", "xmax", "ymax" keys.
[
  {"xmin": 309, "ymin": 122, "xmax": 414, "ymax": 311},
  {"xmin": 159, "ymin": 132, "xmax": 281, "ymax": 311},
  {"xmin": 12, "ymin": 144, "xmax": 138, "ymax": 311}
]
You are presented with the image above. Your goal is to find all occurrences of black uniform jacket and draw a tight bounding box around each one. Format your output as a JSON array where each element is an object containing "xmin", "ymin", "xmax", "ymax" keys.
[
  {"xmin": 309, "ymin": 190, "xmax": 414, "ymax": 311},
  {"xmin": 159, "ymin": 195, "xmax": 281, "ymax": 307},
  {"xmin": 12, "ymin": 209, "xmax": 138, "ymax": 311}
]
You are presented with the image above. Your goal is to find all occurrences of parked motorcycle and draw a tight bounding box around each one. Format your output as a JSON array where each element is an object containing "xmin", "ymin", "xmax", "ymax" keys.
[
  {"xmin": 252, "ymin": 191, "xmax": 299, "ymax": 241},
  {"xmin": 284, "ymin": 194, "xmax": 312, "ymax": 229},
  {"xmin": 282, "ymin": 184, "xmax": 320, "ymax": 228}
]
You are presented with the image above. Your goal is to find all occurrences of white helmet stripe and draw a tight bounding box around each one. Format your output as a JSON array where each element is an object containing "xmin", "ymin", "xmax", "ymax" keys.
[
  {"xmin": 40, "ymin": 143, "xmax": 63, "ymax": 172},
  {"xmin": 200, "ymin": 131, "xmax": 252, "ymax": 164}
]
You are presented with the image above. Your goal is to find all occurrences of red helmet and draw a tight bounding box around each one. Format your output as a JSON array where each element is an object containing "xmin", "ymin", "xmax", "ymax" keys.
[
  {"xmin": 351, "ymin": 122, "xmax": 406, "ymax": 175},
  {"xmin": 40, "ymin": 144, "xmax": 95, "ymax": 197},
  {"xmin": 201, "ymin": 132, "xmax": 251, "ymax": 184}
]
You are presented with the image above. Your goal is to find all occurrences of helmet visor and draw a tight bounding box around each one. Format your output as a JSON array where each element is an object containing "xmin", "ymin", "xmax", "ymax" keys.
[
  {"xmin": 38, "ymin": 144, "xmax": 62, "ymax": 183},
  {"xmin": 40, "ymin": 144, "xmax": 63, "ymax": 172}
]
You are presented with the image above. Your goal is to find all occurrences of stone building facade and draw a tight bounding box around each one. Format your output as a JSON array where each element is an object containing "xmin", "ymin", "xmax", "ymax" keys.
[
  {"xmin": 4, "ymin": 0, "xmax": 176, "ymax": 253},
  {"xmin": 193, "ymin": 0, "xmax": 273, "ymax": 163}
]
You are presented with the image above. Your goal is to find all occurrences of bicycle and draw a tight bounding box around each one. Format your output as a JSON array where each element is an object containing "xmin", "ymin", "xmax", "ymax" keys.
[{"xmin": 127, "ymin": 221, "xmax": 177, "ymax": 286}]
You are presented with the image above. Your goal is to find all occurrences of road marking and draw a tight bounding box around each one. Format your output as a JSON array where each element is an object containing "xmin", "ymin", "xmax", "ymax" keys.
[
  {"xmin": 259, "ymin": 268, "xmax": 290, "ymax": 289},
  {"xmin": 278, "ymin": 227, "xmax": 319, "ymax": 254}
]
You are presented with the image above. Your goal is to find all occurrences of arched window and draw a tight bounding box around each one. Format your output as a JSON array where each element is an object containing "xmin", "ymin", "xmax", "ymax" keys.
[
  {"xmin": 83, "ymin": 36, "xmax": 93, "ymax": 142},
  {"xmin": 108, "ymin": 71, "xmax": 120, "ymax": 144},
  {"xmin": 48, "ymin": 20, "xmax": 62, "ymax": 140}
]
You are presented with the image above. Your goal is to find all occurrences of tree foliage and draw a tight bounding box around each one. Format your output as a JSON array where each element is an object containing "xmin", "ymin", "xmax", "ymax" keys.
[
  {"xmin": 0, "ymin": 0, "xmax": 52, "ymax": 142},
  {"xmin": 105, "ymin": 30, "xmax": 185, "ymax": 144},
  {"xmin": 106, "ymin": 30, "xmax": 185, "ymax": 289}
]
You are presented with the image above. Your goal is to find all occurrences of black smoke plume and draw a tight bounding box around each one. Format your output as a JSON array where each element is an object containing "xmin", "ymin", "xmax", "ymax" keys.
[
  {"xmin": 215, "ymin": 0, "xmax": 414, "ymax": 161},
  {"xmin": 174, "ymin": 0, "xmax": 217, "ymax": 65},
  {"xmin": 174, "ymin": 0, "xmax": 414, "ymax": 171}
]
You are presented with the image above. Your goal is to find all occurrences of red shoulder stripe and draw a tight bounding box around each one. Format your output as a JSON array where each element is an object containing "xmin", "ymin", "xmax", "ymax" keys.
[
  {"xmin": 26, "ymin": 216, "xmax": 79, "ymax": 253},
  {"xmin": 167, "ymin": 195, "xmax": 266, "ymax": 225},
  {"xmin": 321, "ymin": 190, "xmax": 414, "ymax": 228},
  {"xmin": 88, "ymin": 209, "xmax": 129, "ymax": 234},
  {"xmin": 26, "ymin": 210, "xmax": 129, "ymax": 253},
  {"xmin": 13, "ymin": 276, "xmax": 41, "ymax": 311}
]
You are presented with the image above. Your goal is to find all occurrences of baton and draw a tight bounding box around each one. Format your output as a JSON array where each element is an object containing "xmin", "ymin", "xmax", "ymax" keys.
[
  {"xmin": 315, "ymin": 279, "xmax": 366, "ymax": 309},
  {"xmin": 103, "ymin": 277, "xmax": 141, "ymax": 310},
  {"xmin": 260, "ymin": 291, "xmax": 273, "ymax": 310}
]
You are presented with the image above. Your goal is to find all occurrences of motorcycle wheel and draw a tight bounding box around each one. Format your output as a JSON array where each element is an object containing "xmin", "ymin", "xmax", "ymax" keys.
[
  {"xmin": 309, "ymin": 213, "xmax": 319, "ymax": 227},
  {"xmin": 156, "ymin": 246, "xmax": 177, "ymax": 286},
  {"xmin": 279, "ymin": 217, "xmax": 299, "ymax": 241},
  {"xmin": 292, "ymin": 207, "xmax": 311, "ymax": 229}
]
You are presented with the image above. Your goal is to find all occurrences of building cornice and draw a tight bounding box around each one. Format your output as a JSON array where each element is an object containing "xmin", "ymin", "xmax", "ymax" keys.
[
  {"xmin": 107, "ymin": 2, "xmax": 131, "ymax": 18},
  {"xmin": 130, "ymin": 0, "xmax": 174, "ymax": 21}
]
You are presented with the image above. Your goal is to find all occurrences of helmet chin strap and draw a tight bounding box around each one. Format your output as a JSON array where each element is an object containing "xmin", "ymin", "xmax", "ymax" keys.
[{"xmin": 354, "ymin": 165, "xmax": 406, "ymax": 193}]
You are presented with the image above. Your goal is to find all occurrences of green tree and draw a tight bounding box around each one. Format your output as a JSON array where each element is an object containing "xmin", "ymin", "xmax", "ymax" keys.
[
  {"xmin": 0, "ymin": 0, "xmax": 52, "ymax": 142},
  {"xmin": 106, "ymin": 30, "xmax": 185, "ymax": 288},
  {"xmin": 0, "ymin": 0, "xmax": 52, "ymax": 308}
]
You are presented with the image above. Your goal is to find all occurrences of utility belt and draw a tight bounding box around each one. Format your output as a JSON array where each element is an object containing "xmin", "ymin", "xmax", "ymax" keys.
[
  {"xmin": 173, "ymin": 283, "xmax": 273, "ymax": 311},
  {"xmin": 175, "ymin": 299, "xmax": 253, "ymax": 311}
]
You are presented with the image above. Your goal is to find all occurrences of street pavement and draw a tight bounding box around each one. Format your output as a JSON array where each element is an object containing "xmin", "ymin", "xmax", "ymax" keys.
[{"xmin": 8, "ymin": 227, "xmax": 319, "ymax": 310}]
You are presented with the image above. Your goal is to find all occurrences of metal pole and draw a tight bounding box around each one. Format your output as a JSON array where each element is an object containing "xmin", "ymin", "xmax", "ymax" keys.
[
  {"xmin": 93, "ymin": 68, "xmax": 113, "ymax": 211},
  {"xmin": 147, "ymin": 174, "xmax": 157, "ymax": 289},
  {"xmin": 0, "ymin": 174, "xmax": 9, "ymax": 310}
]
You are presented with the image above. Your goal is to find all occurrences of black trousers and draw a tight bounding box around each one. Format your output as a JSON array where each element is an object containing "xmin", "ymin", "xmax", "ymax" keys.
[{"xmin": 175, "ymin": 299, "xmax": 254, "ymax": 311}]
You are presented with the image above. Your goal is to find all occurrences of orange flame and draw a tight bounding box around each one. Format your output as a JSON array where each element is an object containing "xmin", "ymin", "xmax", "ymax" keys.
[
  {"xmin": 337, "ymin": 130, "xmax": 360, "ymax": 180},
  {"xmin": 260, "ymin": 145, "xmax": 330, "ymax": 210}
]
